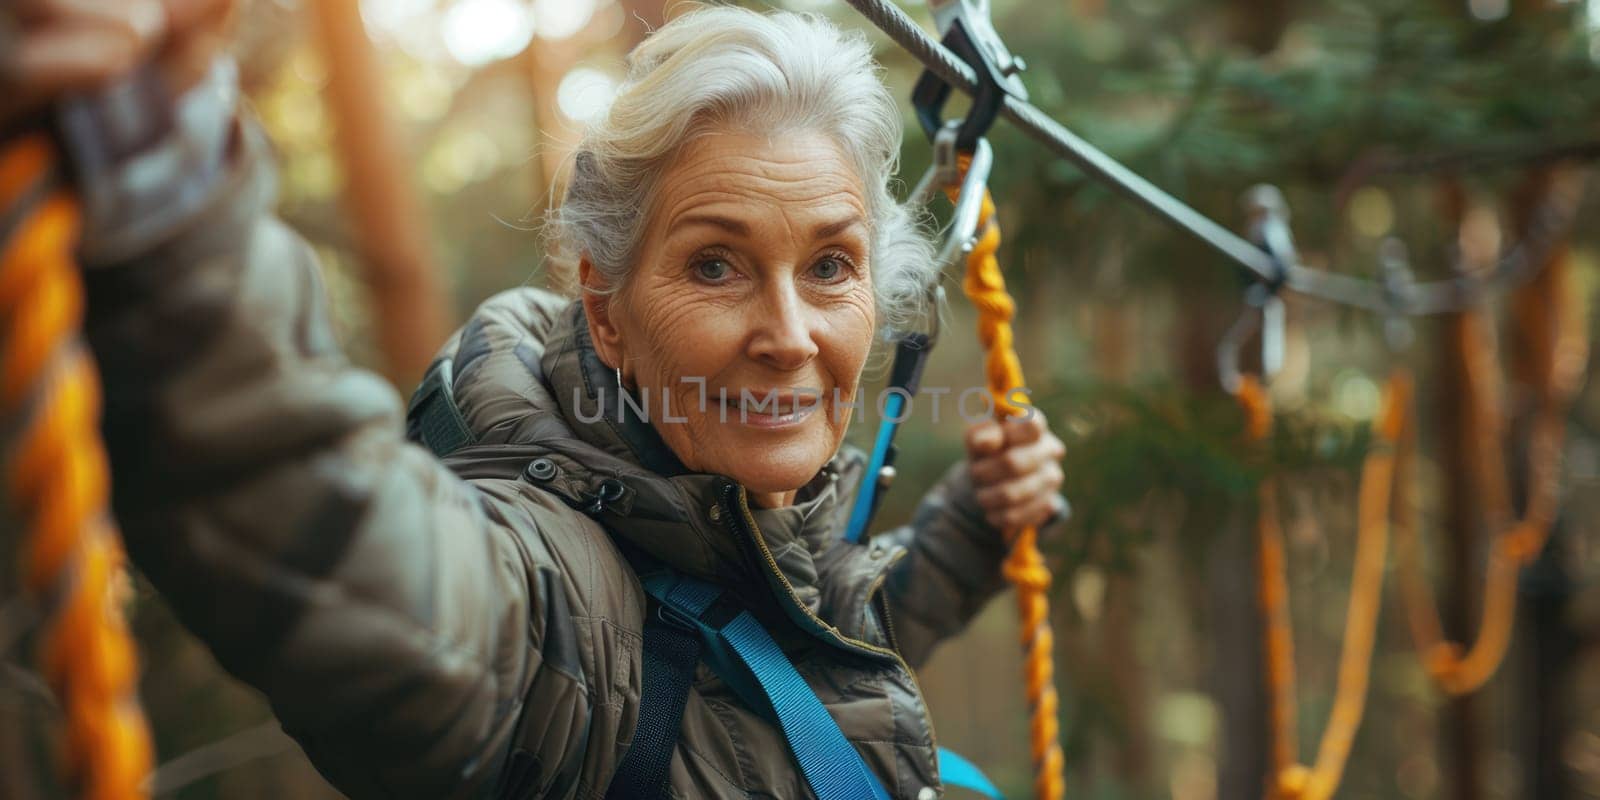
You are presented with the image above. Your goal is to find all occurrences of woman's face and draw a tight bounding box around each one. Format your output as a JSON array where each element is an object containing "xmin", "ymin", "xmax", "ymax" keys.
[{"xmin": 582, "ymin": 129, "xmax": 877, "ymax": 508}]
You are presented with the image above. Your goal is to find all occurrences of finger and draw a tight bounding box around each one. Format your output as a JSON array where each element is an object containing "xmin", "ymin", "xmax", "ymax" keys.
[
  {"xmin": 162, "ymin": 0, "xmax": 233, "ymax": 29},
  {"xmin": 969, "ymin": 436, "xmax": 1064, "ymax": 485},
  {"xmin": 974, "ymin": 462, "xmax": 1064, "ymax": 513},
  {"xmin": 14, "ymin": 0, "xmax": 135, "ymax": 23},
  {"xmin": 9, "ymin": 25, "xmax": 148, "ymax": 92},
  {"xmin": 155, "ymin": 7, "xmax": 234, "ymax": 91},
  {"xmin": 1000, "ymin": 410, "xmax": 1046, "ymax": 447},
  {"xmin": 986, "ymin": 493, "xmax": 1060, "ymax": 534},
  {"xmin": 963, "ymin": 420, "xmax": 1005, "ymax": 459},
  {"xmin": 26, "ymin": 0, "xmax": 167, "ymax": 43},
  {"xmin": 3, "ymin": 1, "xmax": 167, "ymax": 86},
  {"xmin": 1043, "ymin": 431, "xmax": 1066, "ymax": 461}
]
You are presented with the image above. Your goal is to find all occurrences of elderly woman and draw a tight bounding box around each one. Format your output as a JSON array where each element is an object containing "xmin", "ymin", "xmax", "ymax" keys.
[{"xmin": 9, "ymin": 2, "xmax": 1065, "ymax": 798}]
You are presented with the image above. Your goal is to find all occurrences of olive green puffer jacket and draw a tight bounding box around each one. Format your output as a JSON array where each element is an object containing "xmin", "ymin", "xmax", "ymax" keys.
[{"xmin": 84, "ymin": 112, "xmax": 1013, "ymax": 799}]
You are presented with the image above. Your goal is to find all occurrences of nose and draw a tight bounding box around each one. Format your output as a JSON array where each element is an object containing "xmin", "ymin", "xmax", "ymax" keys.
[{"xmin": 747, "ymin": 280, "xmax": 820, "ymax": 371}]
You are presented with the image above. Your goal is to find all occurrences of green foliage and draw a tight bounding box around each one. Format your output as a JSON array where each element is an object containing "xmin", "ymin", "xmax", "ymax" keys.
[
  {"xmin": 1038, "ymin": 378, "xmax": 1372, "ymax": 571},
  {"xmin": 870, "ymin": 0, "xmax": 1600, "ymax": 290},
  {"xmin": 859, "ymin": 0, "xmax": 1598, "ymax": 572}
]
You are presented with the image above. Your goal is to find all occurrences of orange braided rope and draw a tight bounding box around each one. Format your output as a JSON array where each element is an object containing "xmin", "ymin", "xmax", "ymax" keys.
[
  {"xmin": 949, "ymin": 176, "xmax": 1066, "ymax": 800},
  {"xmin": 1236, "ymin": 377, "xmax": 1298, "ymax": 781},
  {"xmin": 1391, "ymin": 246, "xmax": 1588, "ymax": 696},
  {"xmin": 1236, "ymin": 370, "xmax": 1409, "ymax": 800},
  {"xmin": 1, "ymin": 134, "xmax": 152, "ymax": 799}
]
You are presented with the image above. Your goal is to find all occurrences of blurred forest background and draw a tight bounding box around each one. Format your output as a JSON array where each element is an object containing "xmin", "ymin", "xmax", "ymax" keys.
[{"xmin": 6, "ymin": 0, "xmax": 1600, "ymax": 798}]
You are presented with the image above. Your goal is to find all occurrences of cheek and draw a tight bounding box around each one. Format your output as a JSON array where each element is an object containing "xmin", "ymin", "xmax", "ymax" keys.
[
  {"xmin": 620, "ymin": 279, "xmax": 740, "ymax": 379},
  {"xmin": 819, "ymin": 286, "xmax": 877, "ymax": 390}
]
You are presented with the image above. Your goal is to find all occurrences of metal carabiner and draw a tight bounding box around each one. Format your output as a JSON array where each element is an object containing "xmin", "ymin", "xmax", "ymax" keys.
[
  {"xmin": 926, "ymin": 0, "xmax": 1019, "ymax": 56},
  {"xmin": 911, "ymin": 121, "xmax": 995, "ymax": 278},
  {"xmin": 1219, "ymin": 184, "xmax": 1295, "ymax": 393},
  {"xmin": 1217, "ymin": 284, "xmax": 1286, "ymax": 394},
  {"xmin": 1242, "ymin": 184, "xmax": 1296, "ymax": 291},
  {"xmin": 912, "ymin": 0, "xmax": 1029, "ymax": 147},
  {"xmin": 1378, "ymin": 237, "xmax": 1416, "ymax": 352}
]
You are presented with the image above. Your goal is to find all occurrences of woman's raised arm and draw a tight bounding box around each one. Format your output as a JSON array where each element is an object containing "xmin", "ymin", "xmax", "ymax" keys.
[{"xmin": 70, "ymin": 65, "xmax": 599, "ymax": 799}]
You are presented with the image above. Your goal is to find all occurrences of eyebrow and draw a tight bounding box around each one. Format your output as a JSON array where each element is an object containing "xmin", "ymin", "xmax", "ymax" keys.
[
  {"xmin": 674, "ymin": 214, "xmax": 751, "ymax": 237},
  {"xmin": 671, "ymin": 213, "xmax": 866, "ymax": 241},
  {"xmin": 811, "ymin": 215, "xmax": 867, "ymax": 241}
]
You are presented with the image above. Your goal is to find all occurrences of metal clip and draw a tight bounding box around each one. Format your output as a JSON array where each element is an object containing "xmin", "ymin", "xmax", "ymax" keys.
[
  {"xmin": 1378, "ymin": 237, "xmax": 1415, "ymax": 352},
  {"xmin": 1217, "ymin": 285, "xmax": 1286, "ymax": 394},
  {"xmin": 912, "ymin": 0, "xmax": 1028, "ymax": 147},
  {"xmin": 911, "ymin": 122, "xmax": 994, "ymax": 277},
  {"xmin": 1219, "ymin": 185, "xmax": 1295, "ymax": 393},
  {"xmin": 926, "ymin": 0, "xmax": 1029, "ymax": 90},
  {"xmin": 1242, "ymin": 184, "xmax": 1296, "ymax": 290}
]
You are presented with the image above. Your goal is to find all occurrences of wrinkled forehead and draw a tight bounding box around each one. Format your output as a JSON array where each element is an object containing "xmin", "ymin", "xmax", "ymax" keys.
[{"xmin": 651, "ymin": 130, "xmax": 871, "ymax": 233}]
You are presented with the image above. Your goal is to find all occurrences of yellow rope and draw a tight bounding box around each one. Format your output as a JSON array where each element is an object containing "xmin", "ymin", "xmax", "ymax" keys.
[
  {"xmin": 1392, "ymin": 245, "xmax": 1587, "ymax": 696},
  {"xmin": 1238, "ymin": 377, "xmax": 1299, "ymax": 780},
  {"xmin": 2, "ymin": 134, "xmax": 152, "ymax": 799},
  {"xmin": 1236, "ymin": 370, "xmax": 1409, "ymax": 800},
  {"xmin": 947, "ymin": 173, "xmax": 1066, "ymax": 800}
]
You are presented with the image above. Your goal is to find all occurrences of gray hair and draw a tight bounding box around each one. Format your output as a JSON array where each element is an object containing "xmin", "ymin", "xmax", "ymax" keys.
[{"xmin": 543, "ymin": 3, "xmax": 935, "ymax": 332}]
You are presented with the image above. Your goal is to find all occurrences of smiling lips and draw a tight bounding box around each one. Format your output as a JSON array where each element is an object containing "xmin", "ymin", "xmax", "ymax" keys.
[{"xmin": 717, "ymin": 389, "xmax": 825, "ymax": 428}]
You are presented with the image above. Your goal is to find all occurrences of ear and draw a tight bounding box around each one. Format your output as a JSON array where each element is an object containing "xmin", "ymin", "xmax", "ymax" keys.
[{"xmin": 579, "ymin": 256, "xmax": 627, "ymax": 371}]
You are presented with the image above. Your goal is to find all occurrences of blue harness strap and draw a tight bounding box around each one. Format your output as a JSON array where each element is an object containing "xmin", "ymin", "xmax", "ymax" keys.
[
  {"xmin": 845, "ymin": 332, "xmax": 933, "ymax": 543},
  {"xmin": 642, "ymin": 572, "xmax": 1005, "ymax": 800},
  {"xmin": 937, "ymin": 747, "xmax": 1005, "ymax": 799},
  {"xmin": 644, "ymin": 573, "xmax": 890, "ymax": 800},
  {"xmin": 715, "ymin": 611, "xmax": 892, "ymax": 800},
  {"xmin": 844, "ymin": 392, "xmax": 906, "ymax": 543}
]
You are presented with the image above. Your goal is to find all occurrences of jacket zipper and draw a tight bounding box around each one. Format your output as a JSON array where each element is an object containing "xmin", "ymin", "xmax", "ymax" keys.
[
  {"xmin": 720, "ymin": 483, "xmax": 897, "ymax": 661},
  {"xmin": 872, "ymin": 580, "xmax": 902, "ymax": 654},
  {"xmin": 721, "ymin": 484, "xmax": 945, "ymax": 791}
]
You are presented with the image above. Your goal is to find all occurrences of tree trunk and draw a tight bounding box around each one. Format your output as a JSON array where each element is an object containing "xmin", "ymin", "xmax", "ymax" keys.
[
  {"xmin": 1519, "ymin": 528, "xmax": 1573, "ymax": 800},
  {"xmin": 1208, "ymin": 509, "xmax": 1270, "ymax": 800},
  {"xmin": 1089, "ymin": 280, "xmax": 1153, "ymax": 788},
  {"xmin": 1228, "ymin": 0, "xmax": 1294, "ymax": 53},
  {"xmin": 1179, "ymin": 297, "xmax": 1269, "ymax": 799},
  {"xmin": 308, "ymin": 0, "xmax": 451, "ymax": 389},
  {"xmin": 521, "ymin": 1, "xmax": 668, "ymax": 213},
  {"xmin": 1438, "ymin": 334, "xmax": 1487, "ymax": 800},
  {"xmin": 1435, "ymin": 180, "xmax": 1486, "ymax": 800},
  {"xmin": 1506, "ymin": 166, "xmax": 1582, "ymax": 800},
  {"xmin": 521, "ymin": 46, "xmax": 565, "ymax": 214}
]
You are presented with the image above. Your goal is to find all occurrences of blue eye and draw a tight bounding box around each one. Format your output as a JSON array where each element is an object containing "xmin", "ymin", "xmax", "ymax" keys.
[
  {"xmin": 812, "ymin": 256, "xmax": 846, "ymax": 281},
  {"xmin": 695, "ymin": 258, "xmax": 732, "ymax": 282}
]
